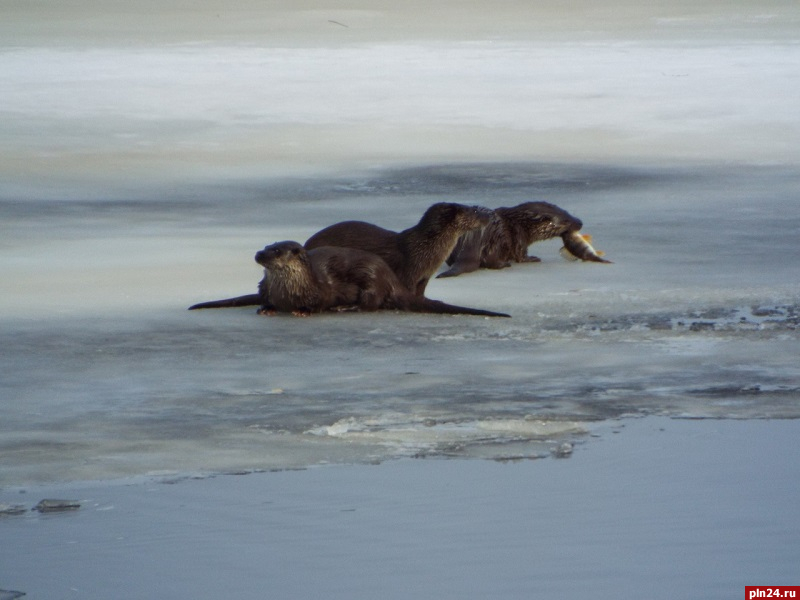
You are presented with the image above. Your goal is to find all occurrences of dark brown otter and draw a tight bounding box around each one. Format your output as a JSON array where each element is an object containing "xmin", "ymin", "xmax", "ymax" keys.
[
  {"xmin": 303, "ymin": 202, "xmax": 493, "ymax": 296},
  {"xmin": 189, "ymin": 241, "xmax": 510, "ymax": 318},
  {"xmin": 437, "ymin": 201, "xmax": 611, "ymax": 278}
]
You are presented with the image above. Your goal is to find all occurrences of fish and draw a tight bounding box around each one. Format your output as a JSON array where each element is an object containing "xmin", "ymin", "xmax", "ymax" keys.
[{"xmin": 559, "ymin": 231, "xmax": 612, "ymax": 263}]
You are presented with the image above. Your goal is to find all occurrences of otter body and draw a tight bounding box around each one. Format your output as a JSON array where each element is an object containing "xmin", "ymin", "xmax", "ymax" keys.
[
  {"xmin": 190, "ymin": 241, "xmax": 509, "ymax": 318},
  {"xmin": 437, "ymin": 201, "xmax": 611, "ymax": 278},
  {"xmin": 304, "ymin": 203, "xmax": 493, "ymax": 296}
]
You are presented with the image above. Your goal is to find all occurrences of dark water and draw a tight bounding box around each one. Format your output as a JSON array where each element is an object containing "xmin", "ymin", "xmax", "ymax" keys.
[{"xmin": 2, "ymin": 417, "xmax": 799, "ymax": 600}]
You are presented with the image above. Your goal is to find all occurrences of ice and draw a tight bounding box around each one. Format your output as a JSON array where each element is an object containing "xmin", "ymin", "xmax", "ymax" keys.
[
  {"xmin": 1, "ymin": 0, "xmax": 799, "ymax": 485},
  {"xmin": 307, "ymin": 414, "xmax": 587, "ymax": 456},
  {"xmin": 2, "ymin": 161, "xmax": 799, "ymax": 483}
]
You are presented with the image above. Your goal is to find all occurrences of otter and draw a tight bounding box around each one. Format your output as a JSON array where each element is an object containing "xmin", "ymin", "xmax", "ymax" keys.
[
  {"xmin": 189, "ymin": 241, "xmax": 510, "ymax": 318},
  {"xmin": 436, "ymin": 201, "xmax": 611, "ymax": 278},
  {"xmin": 304, "ymin": 202, "xmax": 493, "ymax": 296}
]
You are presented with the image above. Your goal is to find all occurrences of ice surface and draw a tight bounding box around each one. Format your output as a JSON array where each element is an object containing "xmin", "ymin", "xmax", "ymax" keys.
[
  {"xmin": 2, "ymin": 162, "xmax": 798, "ymax": 484},
  {"xmin": 1, "ymin": 0, "xmax": 799, "ymax": 485}
]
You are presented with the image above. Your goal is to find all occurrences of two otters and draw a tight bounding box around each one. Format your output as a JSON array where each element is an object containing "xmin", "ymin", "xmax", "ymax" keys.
[{"xmin": 189, "ymin": 202, "xmax": 610, "ymax": 318}]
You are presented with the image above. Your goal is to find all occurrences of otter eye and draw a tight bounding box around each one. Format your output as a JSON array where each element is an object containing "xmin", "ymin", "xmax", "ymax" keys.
[{"xmin": 292, "ymin": 247, "xmax": 300, "ymax": 255}]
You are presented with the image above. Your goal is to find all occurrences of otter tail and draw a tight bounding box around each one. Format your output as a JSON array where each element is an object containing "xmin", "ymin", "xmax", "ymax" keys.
[
  {"xmin": 188, "ymin": 293, "xmax": 261, "ymax": 310},
  {"xmin": 407, "ymin": 296, "xmax": 510, "ymax": 318}
]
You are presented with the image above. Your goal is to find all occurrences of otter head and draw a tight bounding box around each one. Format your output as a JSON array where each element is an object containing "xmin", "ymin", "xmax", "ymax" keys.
[
  {"xmin": 255, "ymin": 241, "xmax": 308, "ymax": 270},
  {"xmin": 419, "ymin": 203, "xmax": 493, "ymax": 234}
]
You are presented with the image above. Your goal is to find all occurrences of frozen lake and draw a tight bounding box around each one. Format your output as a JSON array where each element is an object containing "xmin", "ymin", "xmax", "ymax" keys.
[
  {"xmin": 1, "ymin": 0, "xmax": 799, "ymax": 485},
  {"xmin": 1, "ymin": 2, "xmax": 799, "ymax": 596},
  {"xmin": 2, "ymin": 1, "xmax": 800, "ymax": 484},
  {"xmin": 2, "ymin": 161, "xmax": 799, "ymax": 483},
  {"xmin": 2, "ymin": 159, "xmax": 799, "ymax": 482}
]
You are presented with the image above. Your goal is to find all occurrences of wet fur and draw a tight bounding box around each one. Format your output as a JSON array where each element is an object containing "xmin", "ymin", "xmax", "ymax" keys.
[
  {"xmin": 438, "ymin": 201, "xmax": 610, "ymax": 278},
  {"xmin": 190, "ymin": 241, "xmax": 510, "ymax": 318},
  {"xmin": 304, "ymin": 202, "xmax": 493, "ymax": 296}
]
